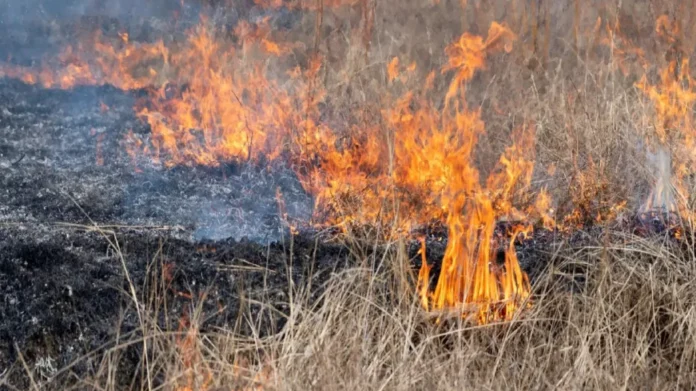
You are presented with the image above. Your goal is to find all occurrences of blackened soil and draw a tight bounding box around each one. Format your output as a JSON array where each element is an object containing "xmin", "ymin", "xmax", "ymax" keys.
[
  {"xmin": 0, "ymin": 223, "xmax": 350, "ymax": 389},
  {"xmin": 0, "ymin": 78, "xmax": 334, "ymax": 389}
]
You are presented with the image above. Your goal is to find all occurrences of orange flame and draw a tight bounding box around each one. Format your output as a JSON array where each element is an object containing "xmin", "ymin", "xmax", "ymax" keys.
[
  {"xmin": 1, "ymin": 15, "xmax": 536, "ymax": 324},
  {"xmin": 174, "ymin": 303, "xmax": 273, "ymax": 391},
  {"xmin": 635, "ymin": 15, "xmax": 696, "ymax": 219}
]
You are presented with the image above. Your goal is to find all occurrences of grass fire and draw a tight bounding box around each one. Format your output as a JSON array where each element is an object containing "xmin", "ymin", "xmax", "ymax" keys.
[{"xmin": 2, "ymin": 0, "xmax": 696, "ymax": 389}]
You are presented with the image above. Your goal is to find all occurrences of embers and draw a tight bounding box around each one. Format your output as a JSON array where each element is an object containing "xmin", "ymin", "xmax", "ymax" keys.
[{"xmin": 633, "ymin": 209, "xmax": 682, "ymax": 239}]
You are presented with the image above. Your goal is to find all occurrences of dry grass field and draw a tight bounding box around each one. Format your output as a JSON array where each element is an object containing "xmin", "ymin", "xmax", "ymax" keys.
[{"xmin": 3, "ymin": 0, "xmax": 696, "ymax": 390}]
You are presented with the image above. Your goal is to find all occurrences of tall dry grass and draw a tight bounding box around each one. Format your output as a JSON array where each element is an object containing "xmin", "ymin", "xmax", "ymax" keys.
[
  {"xmin": 7, "ymin": 0, "xmax": 696, "ymax": 390},
  {"xmin": 26, "ymin": 229, "xmax": 696, "ymax": 390},
  {"xmin": 272, "ymin": 0, "xmax": 689, "ymax": 217}
]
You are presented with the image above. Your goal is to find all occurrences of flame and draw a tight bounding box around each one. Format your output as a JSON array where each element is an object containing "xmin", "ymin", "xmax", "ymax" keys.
[
  {"xmin": 533, "ymin": 189, "xmax": 556, "ymax": 230},
  {"xmin": 5, "ymin": 5, "xmax": 696, "ymax": 331},
  {"xmin": 419, "ymin": 123, "xmax": 535, "ymax": 323},
  {"xmin": 175, "ymin": 309, "xmax": 213, "ymax": 391},
  {"xmin": 1, "ymin": 15, "xmax": 538, "ymax": 324},
  {"xmin": 132, "ymin": 26, "xmax": 294, "ymax": 167},
  {"xmin": 600, "ymin": 16, "xmax": 649, "ymax": 76},
  {"xmin": 417, "ymin": 237, "xmax": 431, "ymax": 310},
  {"xmin": 0, "ymin": 30, "xmax": 170, "ymax": 90},
  {"xmin": 90, "ymin": 128, "xmax": 105, "ymax": 166},
  {"xmin": 635, "ymin": 15, "xmax": 696, "ymax": 220},
  {"xmin": 378, "ymin": 23, "xmax": 533, "ymax": 322},
  {"xmin": 557, "ymin": 153, "xmax": 629, "ymax": 230},
  {"xmin": 408, "ymin": 24, "xmax": 532, "ymax": 322}
]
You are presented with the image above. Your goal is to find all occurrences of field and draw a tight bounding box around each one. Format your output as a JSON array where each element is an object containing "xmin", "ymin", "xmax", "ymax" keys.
[{"xmin": 2, "ymin": 0, "xmax": 696, "ymax": 389}]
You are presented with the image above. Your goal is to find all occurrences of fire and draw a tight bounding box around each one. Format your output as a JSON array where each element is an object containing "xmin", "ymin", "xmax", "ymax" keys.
[
  {"xmin": 1, "ymin": 13, "xmax": 541, "ymax": 324},
  {"xmin": 385, "ymin": 23, "xmax": 533, "ymax": 322},
  {"xmin": 295, "ymin": 22, "xmax": 535, "ymax": 322},
  {"xmin": 417, "ymin": 122, "xmax": 535, "ymax": 322},
  {"xmin": 90, "ymin": 128, "xmax": 105, "ymax": 166},
  {"xmin": 0, "ymin": 30, "xmax": 170, "ymax": 90},
  {"xmin": 600, "ymin": 16, "xmax": 649, "ymax": 76},
  {"xmin": 175, "ymin": 311, "xmax": 213, "ymax": 391},
  {"xmin": 635, "ymin": 15, "xmax": 696, "ymax": 221}
]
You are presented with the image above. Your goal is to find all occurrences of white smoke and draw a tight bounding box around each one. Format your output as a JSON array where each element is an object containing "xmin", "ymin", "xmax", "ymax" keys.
[{"xmin": 641, "ymin": 147, "xmax": 676, "ymax": 213}]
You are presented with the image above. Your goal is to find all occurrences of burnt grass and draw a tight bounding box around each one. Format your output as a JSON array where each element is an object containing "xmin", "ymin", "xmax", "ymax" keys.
[
  {"xmin": 0, "ymin": 77, "xmax": 683, "ymax": 389},
  {"xmin": 0, "ymin": 78, "xmax": 351, "ymax": 388}
]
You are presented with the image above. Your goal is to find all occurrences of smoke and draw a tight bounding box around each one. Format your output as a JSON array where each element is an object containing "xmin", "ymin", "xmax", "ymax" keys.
[
  {"xmin": 0, "ymin": 0, "xmax": 183, "ymax": 24},
  {"xmin": 0, "ymin": 0, "xmax": 294, "ymax": 31},
  {"xmin": 0, "ymin": 0, "xmax": 309, "ymax": 244},
  {"xmin": 641, "ymin": 147, "xmax": 676, "ymax": 213}
]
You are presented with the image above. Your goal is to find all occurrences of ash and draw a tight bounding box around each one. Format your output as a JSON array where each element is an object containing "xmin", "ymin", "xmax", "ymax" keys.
[
  {"xmin": 0, "ymin": 77, "xmax": 330, "ymax": 389},
  {"xmin": 0, "ymin": 78, "xmax": 313, "ymax": 244}
]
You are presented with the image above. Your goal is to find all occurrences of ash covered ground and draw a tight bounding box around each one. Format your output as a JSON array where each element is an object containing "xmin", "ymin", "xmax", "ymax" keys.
[
  {"xmin": 0, "ymin": 78, "xmax": 315, "ymax": 241},
  {"xmin": 0, "ymin": 77, "xmax": 345, "ymax": 388}
]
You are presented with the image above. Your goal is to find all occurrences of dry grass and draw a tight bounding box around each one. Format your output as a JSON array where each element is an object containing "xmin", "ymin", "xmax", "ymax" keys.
[
  {"xmin": 26, "ymin": 228, "xmax": 696, "ymax": 390},
  {"xmin": 156, "ymin": 1, "xmax": 696, "ymax": 388},
  {"xmin": 279, "ymin": 0, "xmax": 684, "ymax": 218},
  {"xmin": 7, "ymin": 0, "xmax": 696, "ymax": 390}
]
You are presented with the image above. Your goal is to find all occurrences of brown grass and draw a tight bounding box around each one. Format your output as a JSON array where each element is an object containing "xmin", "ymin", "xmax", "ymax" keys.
[
  {"xmin": 7, "ymin": 0, "xmax": 696, "ymax": 389},
  {"xmin": 24, "ymin": 228, "xmax": 696, "ymax": 390}
]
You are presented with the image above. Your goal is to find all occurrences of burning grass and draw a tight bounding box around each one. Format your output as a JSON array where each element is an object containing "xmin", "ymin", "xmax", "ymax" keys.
[
  {"xmin": 4, "ymin": 0, "xmax": 696, "ymax": 389},
  {"xmin": 2, "ymin": 6, "xmax": 544, "ymax": 323}
]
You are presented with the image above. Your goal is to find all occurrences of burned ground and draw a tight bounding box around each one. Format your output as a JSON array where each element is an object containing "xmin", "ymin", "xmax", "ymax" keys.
[
  {"xmin": 0, "ymin": 224, "xmax": 352, "ymax": 388},
  {"xmin": 0, "ymin": 78, "xmax": 347, "ymax": 387}
]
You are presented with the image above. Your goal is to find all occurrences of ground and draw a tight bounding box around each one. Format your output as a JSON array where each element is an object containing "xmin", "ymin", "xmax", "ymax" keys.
[{"xmin": 0, "ymin": 78, "xmax": 347, "ymax": 388}]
